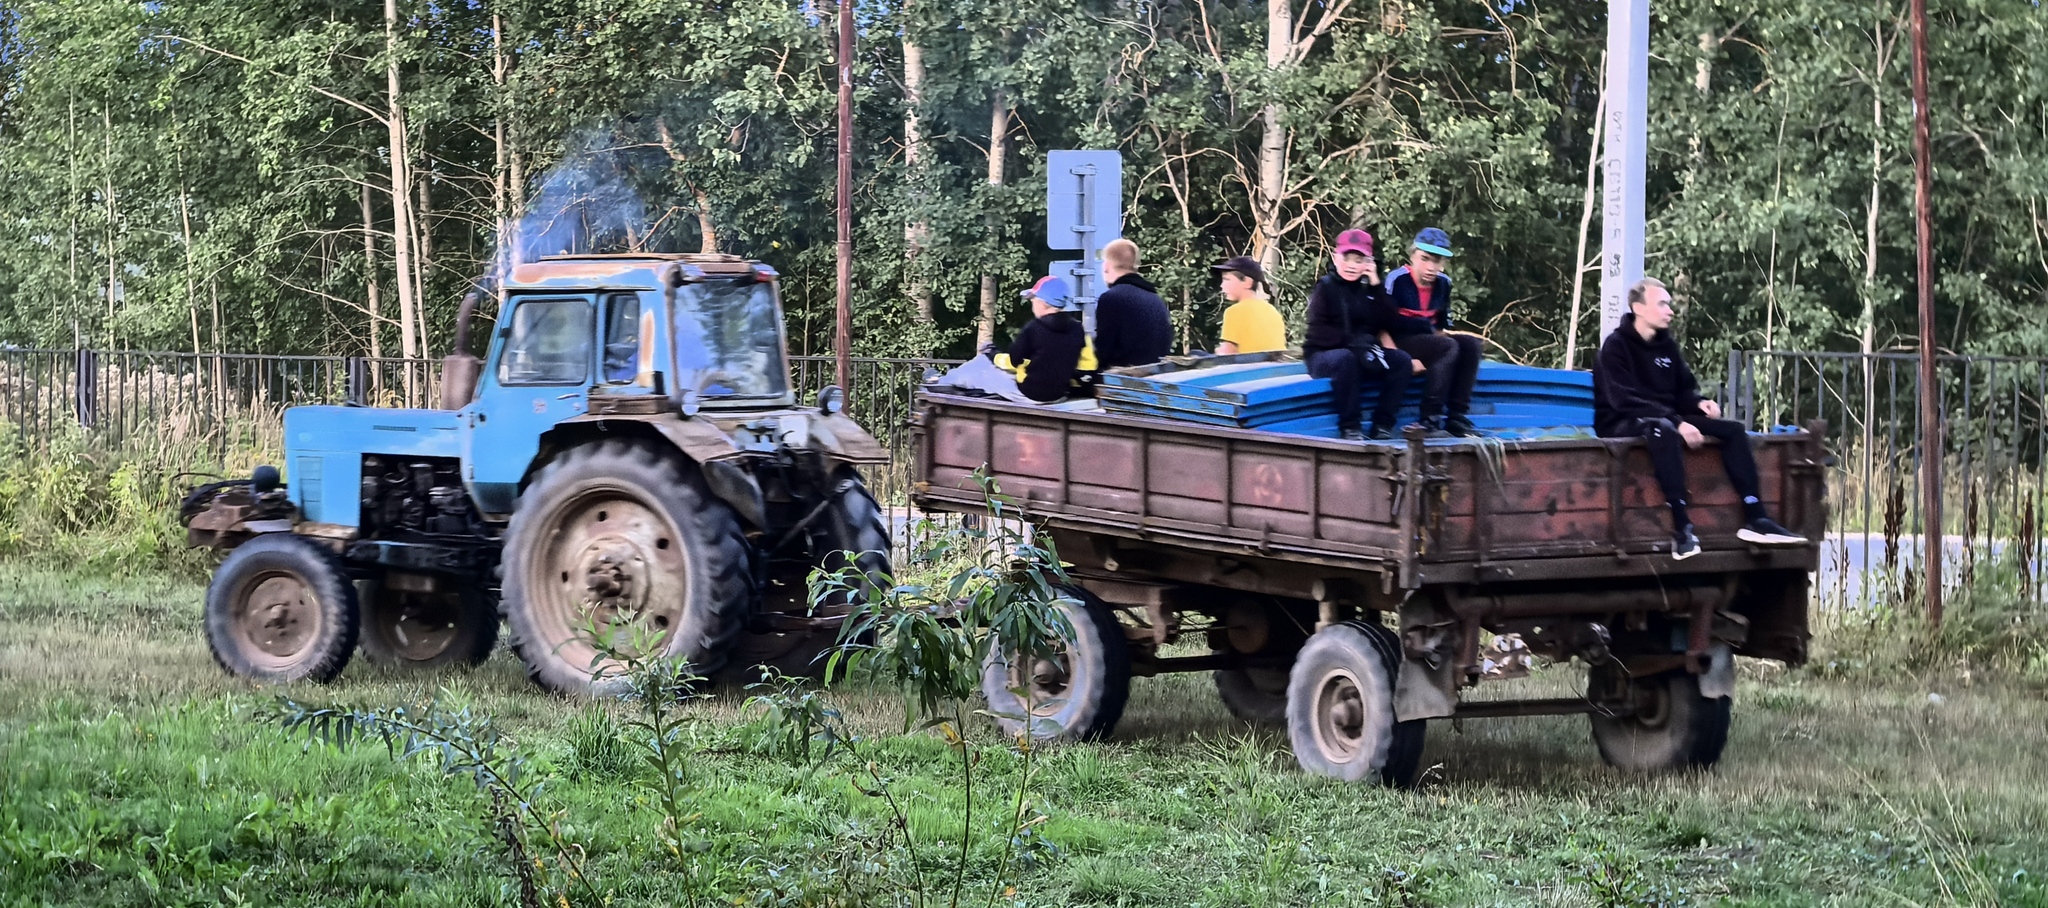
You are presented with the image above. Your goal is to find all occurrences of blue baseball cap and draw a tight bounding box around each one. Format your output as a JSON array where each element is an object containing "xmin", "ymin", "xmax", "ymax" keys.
[
  {"xmin": 1412, "ymin": 227, "xmax": 1454, "ymax": 258},
  {"xmin": 1022, "ymin": 275, "xmax": 1077, "ymax": 310}
]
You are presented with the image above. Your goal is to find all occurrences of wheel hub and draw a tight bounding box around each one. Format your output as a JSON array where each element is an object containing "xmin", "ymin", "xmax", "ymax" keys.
[
  {"xmin": 531, "ymin": 493, "xmax": 687, "ymax": 670},
  {"xmin": 374, "ymin": 590, "xmax": 462, "ymax": 661},
  {"xmin": 240, "ymin": 574, "xmax": 315, "ymax": 659},
  {"xmin": 1312, "ymin": 669, "xmax": 1368, "ymax": 762}
]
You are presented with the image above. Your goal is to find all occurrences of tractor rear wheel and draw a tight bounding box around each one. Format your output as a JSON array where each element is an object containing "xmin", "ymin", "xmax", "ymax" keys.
[
  {"xmin": 501, "ymin": 440, "xmax": 754, "ymax": 696},
  {"xmin": 204, "ymin": 533, "xmax": 359, "ymax": 683},
  {"xmin": 358, "ymin": 577, "xmax": 498, "ymax": 669}
]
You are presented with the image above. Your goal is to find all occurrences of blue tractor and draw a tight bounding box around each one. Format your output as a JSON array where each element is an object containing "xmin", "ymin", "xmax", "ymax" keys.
[{"xmin": 179, "ymin": 254, "xmax": 892, "ymax": 693}]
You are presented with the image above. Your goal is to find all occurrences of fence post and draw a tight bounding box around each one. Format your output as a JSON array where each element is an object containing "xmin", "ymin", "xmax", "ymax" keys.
[
  {"xmin": 346, "ymin": 357, "xmax": 369, "ymax": 406},
  {"xmin": 72, "ymin": 349, "xmax": 97, "ymax": 429}
]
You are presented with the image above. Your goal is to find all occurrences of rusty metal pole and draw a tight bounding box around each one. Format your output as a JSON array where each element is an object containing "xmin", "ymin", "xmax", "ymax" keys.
[
  {"xmin": 1911, "ymin": 0, "xmax": 1942, "ymax": 627},
  {"xmin": 834, "ymin": 0, "xmax": 855, "ymax": 397}
]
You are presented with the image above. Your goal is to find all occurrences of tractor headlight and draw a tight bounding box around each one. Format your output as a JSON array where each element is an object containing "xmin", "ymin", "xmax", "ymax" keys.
[{"xmin": 816, "ymin": 385, "xmax": 845, "ymax": 416}]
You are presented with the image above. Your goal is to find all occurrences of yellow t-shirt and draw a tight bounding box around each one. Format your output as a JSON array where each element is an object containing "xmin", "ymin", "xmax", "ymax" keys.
[{"xmin": 1220, "ymin": 296, "xmax": 1286, "ymax": 353}]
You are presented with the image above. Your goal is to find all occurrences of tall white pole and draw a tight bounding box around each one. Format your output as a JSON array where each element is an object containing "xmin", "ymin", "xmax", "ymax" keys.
[{"xmin": 1600, "ymin": 0, "xmax": 1649, "ymax": 341}]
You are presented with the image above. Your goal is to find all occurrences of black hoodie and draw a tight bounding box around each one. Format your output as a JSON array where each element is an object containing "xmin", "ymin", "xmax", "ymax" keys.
[
  {"xmin": 1593, "ymin": 312, "xmax": 1706, "ymax": 435},
  {"xmin": 1303, "ymin": 270, "xmax": 1389, "ymax": 356},
  {"xmin": 1006, "ymin": 311, "xmax": 1099, "ymax": 403},
  {"xmin": 1094, "ymin": 272, "xmax": 1173, "ymax": 368}
]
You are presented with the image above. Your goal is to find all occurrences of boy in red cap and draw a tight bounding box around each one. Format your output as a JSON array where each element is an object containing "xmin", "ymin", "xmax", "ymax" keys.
[{"xmin": 1304, "ymin": 230, "xmax": 1415, "ymax": 441}]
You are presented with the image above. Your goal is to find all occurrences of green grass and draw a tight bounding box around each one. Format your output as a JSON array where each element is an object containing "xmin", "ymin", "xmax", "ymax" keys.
[{"xmin": 3, "ymin": 566, "xmax": 2047, "ymax": 907}]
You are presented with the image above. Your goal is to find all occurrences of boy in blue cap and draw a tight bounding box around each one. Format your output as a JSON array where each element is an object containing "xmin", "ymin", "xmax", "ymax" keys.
[
  {"xmin": 995, "ymin": 275, "xmax": 1100, "ymax": 403},
  {"xmin": 1380, "ymin": 227, "xmax": 1484, "ymax": 437}
]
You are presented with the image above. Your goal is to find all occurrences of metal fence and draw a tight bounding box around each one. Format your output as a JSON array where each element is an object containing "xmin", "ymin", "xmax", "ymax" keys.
[
  {"xmin": 1726, "ymin": 349, "xmax": 2048, "ymax": 613},
  {"xmin": 0, "ymin": 346, "xmax": 954, "ymax": 503}
]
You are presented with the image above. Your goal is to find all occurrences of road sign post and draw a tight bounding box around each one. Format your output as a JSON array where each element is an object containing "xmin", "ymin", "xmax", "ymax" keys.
[{"xmin": 1046, "ymin": 150, "xmax": 1123, "ymax": 331}]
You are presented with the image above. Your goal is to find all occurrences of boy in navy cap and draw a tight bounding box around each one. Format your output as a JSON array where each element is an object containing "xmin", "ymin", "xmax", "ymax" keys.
[
  {"xmin": 1380, "ymin": 227, "xmax": 1484, "ymax": 437},
  {"xmin": 995, "ymin": 275, "xmax": 1100, "ymax": 403}
]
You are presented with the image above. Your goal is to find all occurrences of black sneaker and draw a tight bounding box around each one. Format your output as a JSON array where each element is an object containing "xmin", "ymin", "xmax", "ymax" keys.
[
  {"xmin": 1738, "ymin": 518, "xmax": 1807, "ymax": 545},
  {"xmin": 1340, "ymin": 427, "xmax": 1367, "ymax": 442},
  {"xmin": 1671, "ymin": 525, "xmax": 1701, "ymax": 560},
  {"xmin": 1411, "ymin": 418, "xmax": 1451, "ymax": 439},
  {"xmin": 1444, "ymin": 414, "xmax": 1483, "ymax": 438},
  {"xmin": 1366, "ymin": 423, "xmax": 1397, "ymax": 441}
]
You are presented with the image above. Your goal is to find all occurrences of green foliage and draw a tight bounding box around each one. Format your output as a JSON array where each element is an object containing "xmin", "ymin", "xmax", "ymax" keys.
[
  {"xmin": 0, "ymin": 420, "xmax": 264, "ymax": 575},
  {"xmin": 3, "ymin": 0, "xmax": 2043, "ymax": 364}
]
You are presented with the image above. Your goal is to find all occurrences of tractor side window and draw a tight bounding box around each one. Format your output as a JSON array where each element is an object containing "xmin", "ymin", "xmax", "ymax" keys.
[
  {"xmin": 498, "ymin": 298, "xmax": 591, "ymax": 385},
  {"xmin": 601, "ymin": 294, "xmax": 641, "ymax": 384}
]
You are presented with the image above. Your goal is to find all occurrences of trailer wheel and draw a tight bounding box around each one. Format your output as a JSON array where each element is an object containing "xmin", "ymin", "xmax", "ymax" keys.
[
  {"xmin": 1588, "ymin": 666, "xmax": 1731, "ymax": 771},
  {"xmin": 205, "ymin": 534, "xmax": 359, "ymax": 683},
  {"xmin": 982, "ymin": 587, "xmax": 1131, "ymax": 741},
  {"xmin": 501, "ymin": 440, "xmax": 755, "ymax": 696},
  {"xmin": 359, "ymin": 579, "xmax": 498, "ymax": 669},
  {"xmin": 1214, "ymin": 667, "xmax": 1290, "ymax": 726},
  {"xmin": 1287, "ymin": 621, "xmax": 1426, "ymax": 786},
  {"xmin": 730, "ymin": 472, "xmax": 892, "ymax": 682}
]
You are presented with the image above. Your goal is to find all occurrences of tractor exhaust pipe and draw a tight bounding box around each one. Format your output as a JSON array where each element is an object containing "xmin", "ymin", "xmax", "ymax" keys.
[{"xmin": 439, "ymin": 289, "xmax": 486, "ymax": 410}]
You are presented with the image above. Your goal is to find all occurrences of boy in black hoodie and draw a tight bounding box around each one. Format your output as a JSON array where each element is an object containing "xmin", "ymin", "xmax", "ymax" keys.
[
  {"xmin": 1305, "ymin": 229, "xmax": 1415, "ymax": 441},
  {"xmin": 1595, "ymin": 278, "xmax": 1806, "ymax": 559},
  {"xmin": 995, "ymin": 275, "xmax": 1099, "ymax": 403},
  {"xmin": 1094, "ymin": 239, "xmax": 1173, "ymax": 368}
]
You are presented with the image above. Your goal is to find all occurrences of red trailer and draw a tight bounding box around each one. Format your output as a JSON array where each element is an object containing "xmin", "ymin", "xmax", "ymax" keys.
[{"xmin": 910, "ymin": 392, "xmax": 1825, "ymax": 783}]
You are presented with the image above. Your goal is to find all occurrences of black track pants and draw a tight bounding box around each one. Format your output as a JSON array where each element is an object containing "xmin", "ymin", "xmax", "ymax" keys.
[
  {"xmin": 1307, "ymin": 347, "xmax": 1415, "ymax": 431},
  {"xmin": 1393, "ymin": 332, "xmax": 1482, "ymax": 419},
  {"xmin": 1604, "ymin": 416, "xmax": 1762, "ymax": 519}
]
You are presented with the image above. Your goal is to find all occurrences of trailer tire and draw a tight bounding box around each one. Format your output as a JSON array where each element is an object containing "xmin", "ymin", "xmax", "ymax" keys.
[
  {"xmin": 358, "ymin": 580, "xmax": 498, "ymax": 669},
  {"xmin": 1588, "ymin": 666, "xmax": 1731, "ymax": 771},
  {"xmin": 204, "ymin": 533, "xmax": 359, "ymax": 684},
  {"xmin": 982, "ymin": 587, "xmax": 1131, "ymax": 741},
  {"xmin": 1214, "ymin": 667, "xmax": 1291, "ymax": 727},
  {"xmin": 502, "ymin": 439, "xmax": 755, "ymax": 696},
  {"xmin": 1287, "ymin": 621, "xmax": 1426, "ymax": 786}
]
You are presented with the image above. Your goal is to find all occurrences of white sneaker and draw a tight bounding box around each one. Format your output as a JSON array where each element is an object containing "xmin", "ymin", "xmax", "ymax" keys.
[{"xmin": 1737, "ymin": 518, "xmax": 1807, "ymax": 546}]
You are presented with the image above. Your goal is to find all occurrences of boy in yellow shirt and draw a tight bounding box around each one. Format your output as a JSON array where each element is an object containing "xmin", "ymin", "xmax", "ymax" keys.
[{"xmin": 1212, "ymin": 255, "xmax": 1286, "ymax": 354}]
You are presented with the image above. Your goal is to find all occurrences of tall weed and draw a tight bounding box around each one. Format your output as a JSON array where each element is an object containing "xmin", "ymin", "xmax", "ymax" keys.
[{"xmin": 0, "ymin": 419, "xmax": 272, "ymax": 576}]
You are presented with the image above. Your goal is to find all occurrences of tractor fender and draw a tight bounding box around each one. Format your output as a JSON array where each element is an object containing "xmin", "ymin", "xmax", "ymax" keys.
[
  {"xmin": 807, "ymin": 412, "xmax": 891, "ymax": 464},
  {"xmin": 540, "ymin": 414, "xmax": 767, "ymax": 530}
]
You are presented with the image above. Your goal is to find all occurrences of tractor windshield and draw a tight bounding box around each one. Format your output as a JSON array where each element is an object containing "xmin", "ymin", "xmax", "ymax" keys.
[{"xmin": 670, "ymin": 279, "xmax": 791, "ymax": 401}]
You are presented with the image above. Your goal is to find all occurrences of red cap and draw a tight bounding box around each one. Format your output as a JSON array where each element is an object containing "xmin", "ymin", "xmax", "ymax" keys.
[{"xmin": 1335, "ymin": 229, "xmax": 1375, "ymax": 258}]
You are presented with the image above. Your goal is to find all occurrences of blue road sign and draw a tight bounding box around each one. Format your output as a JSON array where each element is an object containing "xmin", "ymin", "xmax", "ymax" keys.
[{"xmin": 1046, "ymin": 150, "xmax": 1122, "ymax": 252}]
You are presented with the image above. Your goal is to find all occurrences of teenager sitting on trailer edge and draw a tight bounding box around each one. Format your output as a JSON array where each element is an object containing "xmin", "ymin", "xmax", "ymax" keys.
[
  {"xmin": 994, "ymin": 275, "xmax": 1100, "ymax": 403},
  {"xmin": 1594, "ymin": 277, "xmax": 1807, "ymax": 559},
  {"xmin": 1304, "ymin": 230, "xmax": 1415, "ymax": 442},
  {"xmin": 1381, "ymin": 227, "xmax": 1483, "ymax": 437}
]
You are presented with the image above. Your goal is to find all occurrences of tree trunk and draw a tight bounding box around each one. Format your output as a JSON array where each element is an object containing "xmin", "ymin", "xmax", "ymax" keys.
[
  {"xmin": 904, "ymin": 4, "xmax": 932, "ymax": 326},
  {"xmin": 1254, "ymin": 0, "xmax": 1291, "ymax": 273},
  {"xmin": 386, "ymin": 0, "xmax": 420, "ymax": 385},
  {"xmin": 1565, "ymin": 55, "xmax": 1608, "ymax": 370},
  {"xmin": 976, "ymin": 88, "xmax": 1008, "ymax": 348},
  {"xmin": 417, "ymin": 165, "xmax": 434, "ymax": 349},
  {"xmin": 493, "ymin": 10, "xmax": 509, "ymax": 281},
  {"xmin": 102, "ymin": 104, "xmax": 118, "ymax": 349},
  {"xmin": 361, "ymin": 180, "xmax": 385, "ymax": 362},
  {"xmin": 173, "ymin": 102, "xmax": 201, "ymax": 354}
]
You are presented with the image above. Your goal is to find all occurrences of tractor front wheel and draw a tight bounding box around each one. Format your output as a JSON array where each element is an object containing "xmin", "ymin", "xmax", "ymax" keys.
[{"xmin": 204, "ymin": 533, "xmax": 360, "ymax": 683}]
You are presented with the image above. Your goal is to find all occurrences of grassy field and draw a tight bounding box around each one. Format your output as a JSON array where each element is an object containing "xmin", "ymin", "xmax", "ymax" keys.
[{"xmin": 2, "ymin": 565, "xmax": 2046, "ymax": 907}]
